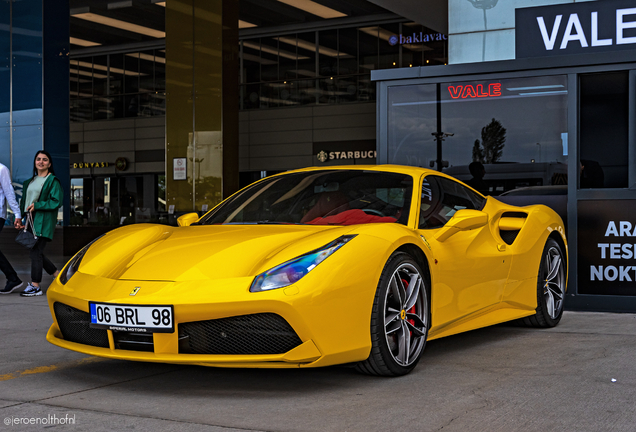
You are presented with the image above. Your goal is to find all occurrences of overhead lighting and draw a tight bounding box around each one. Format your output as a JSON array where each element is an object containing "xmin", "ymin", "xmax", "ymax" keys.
[
  {"xmin": 70, "ymin": 68, "xmax": 108, "ymax": 79},
  {"xmin": 127, "ymin": 52, "xmax": 166, "ymax": 64},
  {"xmin": 69, "ymin": 77, "xmax": 91, "ymax": 83},
  {"xmin": 72, "ymin": 12, "xmax": 165, "ymax": 38},
  {"xmin": 240, "ymin": 53, "xmax": 275, "ymax": 65},
  {"xmin": 70, "ymin": 37, "xmax": 101, "ymax": 47},
  {"xmin": 154, "ymin": 1, "xmax": 251, "ymax": 30},
  {"xmin": 277, "ymin": 36, "xmax": 350, "ymax": 58},
  {"xmin": 243, "ymin": 41, "xmax": 309, "ymax": 60},
  {"xmin": 291, "ymin": 69, "xmax": 315, "ymax": 77},
  {"xmin": 239, "ymin": 20, "xmax": 257, "ymax": 29},
  {"xmin": 276, "ymin": 0, "xmax": 346, "ymax": 19},
  {"xmin": 75, "ymin": 60, "xmax": 145, "ymax": 77},
  {"xmin": 107, "ymin": 1, "xmax": 133, "ymax": 9}
]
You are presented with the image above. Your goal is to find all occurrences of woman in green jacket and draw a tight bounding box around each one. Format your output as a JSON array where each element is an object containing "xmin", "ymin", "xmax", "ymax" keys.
[{"xmin": 19, "ymin": 150, "xmax": 63, "ymax": 297}]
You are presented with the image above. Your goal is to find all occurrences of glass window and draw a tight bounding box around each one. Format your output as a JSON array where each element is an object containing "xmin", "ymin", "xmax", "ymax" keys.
[
  {"xmin": 378, "ymin": 23, "xmax": 400, "ymax": 70},
  {"xmin": 419, "ymin": 175, "xmax": 485, "ymax": 229},
  {"xmin": 109, "ymin": 53, "xmax": 124, "ymax": 95},
  {"xmin": 70, "ymin": 98, "xmax": 92, "ymax": 122},
  {"xmin": 296, "ymin": 32, "xmax": 316, "ymax": 79},
  {"xmin": 139, "ymin": 50, "xmax": 155, "ymax": 92},
  {"xmin": 401, "ymin": 22, "xmax": 448, "ymax": 67},
  {"xmin": 278, "ymin": 35, "xmax": 297, "ymax": 81},
  {"xmin": 199, "ymin": 170, "xmax": 413, "ymax": 226},
  {"xmin": 124, "ymin": 52, "xmax": 140, "ymax": 94},
  {"xmin": 70, "ymin": 178, "xmax": 84, "ymax": 225},
  {"xmin": 260, "ymin": 82, "xmax": 280, "ymax": 108},
  {"xmin": 388, "ymin": 75, "xmax": 569, "ymax": 196},
  {"xmin": 11, "ymin": 0, "xmax": 42, "ymax": 115},
  {"xmin": 242, "ymin": 40, "xmax": 262, "ymax": 84},
  {"xmin": 358, "ymin": 26, "xmax": 378, "ymax": 73},
  {"xmin": 260, "ymin": 38, "xmax": 279, "ymax": 82},
  {"xmin": 154, "ymin": 49, "xmax": 166, "ymax": 93},
  {"xmin": 92, "ymin": 55, "xmax": 108, "ymax": 97},
  {"xmin": 318, "ymin": 29, "xmax": 338, "ymax": 77},
  {"xmin": 579, "ymin": 71, "xmax": 628, "ymax": 189},
  {"xmin": 339, "ymin": 28, "xmax": 358, "ymax": 76},
  {"xmin": 76, "ymin": 58, "xmax": 93, "ymax": 99},
  {"xmin": 0, "ymin": 0, "xmax": 9, "ymax": 115}
]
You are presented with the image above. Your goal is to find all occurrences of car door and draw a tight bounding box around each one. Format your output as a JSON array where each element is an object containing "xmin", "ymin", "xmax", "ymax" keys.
[{"xmin": 417, "ymin": 175, "xmax": 511, "ymax": 329}]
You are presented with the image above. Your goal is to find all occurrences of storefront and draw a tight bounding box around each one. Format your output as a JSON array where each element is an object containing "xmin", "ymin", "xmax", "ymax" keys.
[{"xmin": 373, "ymin": 0, "xmax": 636, "ymax": 312}]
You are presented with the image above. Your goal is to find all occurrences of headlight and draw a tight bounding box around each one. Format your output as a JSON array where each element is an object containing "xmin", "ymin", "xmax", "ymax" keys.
[
  {"xmin": 58, "ymin": 235, "xmax": 105, "ymax": 285},
  {"xmin": 250, "ymin": 235, "xmax": 356, "ymax": 292}
]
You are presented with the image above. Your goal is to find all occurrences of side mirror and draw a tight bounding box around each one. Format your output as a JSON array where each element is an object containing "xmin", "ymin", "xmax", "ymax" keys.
[
  {"xmin": 435, "ymin": 209, "xmax": 488, "ymax": 242},
  {"xmin": 177, "ymin": 212, "xmax": 199, "ymax": 227}
]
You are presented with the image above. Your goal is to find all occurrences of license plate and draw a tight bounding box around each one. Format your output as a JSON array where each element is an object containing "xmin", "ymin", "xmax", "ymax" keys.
[{"xmin": 89, "ymin": 302, "xmax": 174, "ymax": 333}]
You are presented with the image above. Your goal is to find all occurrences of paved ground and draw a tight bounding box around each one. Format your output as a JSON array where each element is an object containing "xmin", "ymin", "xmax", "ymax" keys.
[{"xmin": 1, "ymin": 248, "xmax": 636, "ymax": 431}]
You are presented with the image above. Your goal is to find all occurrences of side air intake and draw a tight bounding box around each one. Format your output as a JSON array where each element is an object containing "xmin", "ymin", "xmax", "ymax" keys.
[{"xmin": 498, "ymin": 212, "xmax": 527, "ymax": 245}]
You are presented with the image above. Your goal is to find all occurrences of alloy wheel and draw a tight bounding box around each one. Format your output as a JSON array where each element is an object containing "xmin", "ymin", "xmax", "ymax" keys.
[
  {"xmin": 383, "ymin": 263, "xmax": 427, "ymax": 367},
  {"xmin": 543, "ymin": 246, "xmax": 565, "ymax": 319}
]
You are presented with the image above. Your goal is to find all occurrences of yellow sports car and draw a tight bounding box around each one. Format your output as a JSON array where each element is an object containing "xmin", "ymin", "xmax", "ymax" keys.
[{"xmin": 47, "ymin": 165, "xmax": 567, "ymax": 376}]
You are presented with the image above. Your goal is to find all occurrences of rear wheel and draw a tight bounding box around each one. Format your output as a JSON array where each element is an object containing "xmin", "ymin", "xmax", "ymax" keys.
[
  {"xmin": 520, "ymin": 238, "xmax": 565, "ymax": 328},
  {"xmin": 356, "ymin": 252, "xmax": 429, "ymax": 376}
]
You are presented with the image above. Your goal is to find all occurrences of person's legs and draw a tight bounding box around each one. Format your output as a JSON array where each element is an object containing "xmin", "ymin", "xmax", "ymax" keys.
[
  {"xmin": 22, "ymin": 238, "xmax": 46, "ymax": 296},
  {"xmin": 42, "ymin": 253, "xmax": 58, "ymax": 276},
  {"xmin": 30, "ymin": 238, "xmax": 47, "ymax": 285},
  {"xmin": 0, "ymin": 220, "xmax": 23, "ymax": 294}
]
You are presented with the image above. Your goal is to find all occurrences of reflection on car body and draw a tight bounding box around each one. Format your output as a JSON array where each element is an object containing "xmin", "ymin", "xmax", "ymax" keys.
[{"xmin": 46, "ymin": 165, "xmax": 568, "ymax": 376}]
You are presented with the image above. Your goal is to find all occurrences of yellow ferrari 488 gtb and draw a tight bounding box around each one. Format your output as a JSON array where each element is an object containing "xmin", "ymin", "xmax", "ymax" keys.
[{"xmin": 47, "ymin": 165, "xmax": 567, "ymax": 376}]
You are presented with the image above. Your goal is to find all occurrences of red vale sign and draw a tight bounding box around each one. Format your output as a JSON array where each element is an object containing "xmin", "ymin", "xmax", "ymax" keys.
[{"xmin": 447, "ymin": 83, "xmax": 502, "ymax": 99}]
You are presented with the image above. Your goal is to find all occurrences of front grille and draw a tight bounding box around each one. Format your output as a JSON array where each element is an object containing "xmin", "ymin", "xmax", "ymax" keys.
[
  {"xmin": 178, "ymin": 313, "xmax": 302, "ymax": 355},
  {"xmin": 54, "ymin": 302, "xmax": 109, "ymax": 348},
  {"xmin": 112, "ymin": 331, "xmax": 154, "ymax": 352}
]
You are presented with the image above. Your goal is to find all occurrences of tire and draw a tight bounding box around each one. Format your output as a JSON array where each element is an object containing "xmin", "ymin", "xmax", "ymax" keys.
[
  {"xmin": 356, "ymin": 252, "xmax": 430, "ymax": 376},
  {"xmin": 520, "ymin": 238, "xmax": 566, "ymax": 328}
]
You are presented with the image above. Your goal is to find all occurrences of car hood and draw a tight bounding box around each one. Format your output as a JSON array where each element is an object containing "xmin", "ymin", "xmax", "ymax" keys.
[{"xmin": 77, "ymin": 223, "xmax": 356, "ymax": 282}]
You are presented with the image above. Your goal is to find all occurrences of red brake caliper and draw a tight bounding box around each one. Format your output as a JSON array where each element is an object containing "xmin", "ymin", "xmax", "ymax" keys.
[{"xmin": 402, "ymin": 279, "xmax": 417, "ymax": 334}]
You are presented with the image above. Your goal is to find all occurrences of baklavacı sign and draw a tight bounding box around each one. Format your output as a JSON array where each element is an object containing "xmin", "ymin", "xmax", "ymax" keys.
[
  {"xmin": 516, "ymin": 0, "xmax": 636, "ymax": 58},
  {"xmin": 388, "ymin": 32, "xmax": 447, "ymax": 46}
]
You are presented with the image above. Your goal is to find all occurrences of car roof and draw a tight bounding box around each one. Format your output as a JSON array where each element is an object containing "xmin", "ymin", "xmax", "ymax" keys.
[
  {"xmin": 268, "ymin": 164, "xmax": 485, "ymax": 198},
  {"xmin": 279, "ymin": 164, "xmax": 455, "ymax": 180}
]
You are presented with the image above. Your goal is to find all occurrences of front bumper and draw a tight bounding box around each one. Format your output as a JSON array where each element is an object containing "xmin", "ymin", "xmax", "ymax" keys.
[{"xmin": 46, "ymin": 255, "xmax": 382, "ymax": 368}]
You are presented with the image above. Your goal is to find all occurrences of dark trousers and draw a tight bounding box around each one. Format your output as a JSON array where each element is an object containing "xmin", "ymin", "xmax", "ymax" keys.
[
  {"xmin": 0, "ymin": 219, "xmax": 20, "ymax": 283},
  {"xmin": 30, "ymin": 237, "xmax": 57, "ymax": 283}
]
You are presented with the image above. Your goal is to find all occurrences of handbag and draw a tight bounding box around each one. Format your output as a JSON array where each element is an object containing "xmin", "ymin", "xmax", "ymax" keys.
[{"xmin": 15, "ymin": 212, "xmax": 38, "ymax": 249}]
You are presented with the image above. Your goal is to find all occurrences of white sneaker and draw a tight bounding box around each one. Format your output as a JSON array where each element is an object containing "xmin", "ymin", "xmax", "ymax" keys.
[{"xmin": 20, "ymin": 283, "xmax": 43, "ymax": 297}]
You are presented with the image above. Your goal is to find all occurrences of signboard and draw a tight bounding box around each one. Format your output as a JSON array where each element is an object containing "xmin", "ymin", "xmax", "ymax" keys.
[
  {"xmin": 173, "ymin": 157, "xmax": 187, "ymax": 180},
  {"xmin": 578, "ymin": 200, "xmax": 636, "ymax": 296},
  {"xmin": 72, "ymin": 162, "xmax": 110, "ymax": 169},
  {"xmin": 516, "ymin": 0, "xmax": 636, "ymax": 58},
  {"xmin": 388, "ymin": 32, "xmax": 447, "ymax": 46},
  {"xmin": 313, "ymin": 139, "xmax": 376, "ymax": 164}
]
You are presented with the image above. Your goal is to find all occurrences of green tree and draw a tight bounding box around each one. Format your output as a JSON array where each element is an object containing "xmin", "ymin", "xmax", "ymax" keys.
[
  {"xmin": 472, "ymin": 139, "xmax": 484, "ymax": 163},
  {"xmin": 472, "ymin": 118, "xmax": 506, "ymax": 163}
]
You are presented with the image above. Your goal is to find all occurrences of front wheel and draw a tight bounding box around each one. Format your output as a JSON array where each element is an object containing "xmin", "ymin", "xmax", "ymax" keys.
[
  {"xmin": 521, "ymin": 238, "xmax": 566, "ymax": 328},
  {"xmin": 356, "ymin": 252, "xmax": 429, "ymax": 376}
]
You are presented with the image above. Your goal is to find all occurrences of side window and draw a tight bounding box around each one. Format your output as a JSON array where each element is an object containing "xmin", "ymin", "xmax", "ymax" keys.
[{"xmin": 419, "ymin": 176, "xmax": 486, "ymax": 229}]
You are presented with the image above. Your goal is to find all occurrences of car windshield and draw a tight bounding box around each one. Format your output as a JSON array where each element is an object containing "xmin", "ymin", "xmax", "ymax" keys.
[{"xmin": 198, "ymin": 170, "xmax": 413, "ymax": 226}]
